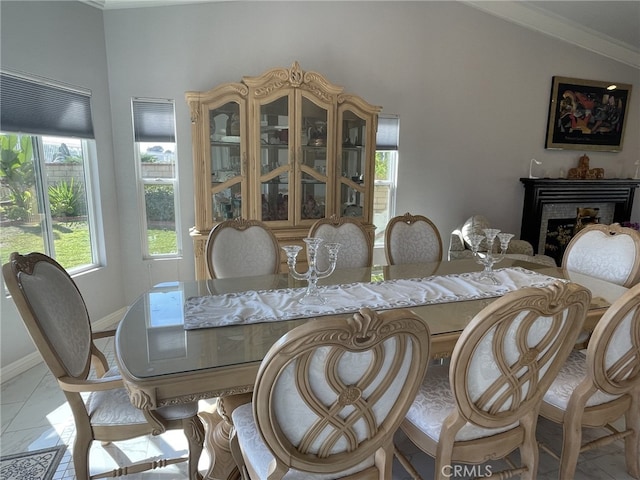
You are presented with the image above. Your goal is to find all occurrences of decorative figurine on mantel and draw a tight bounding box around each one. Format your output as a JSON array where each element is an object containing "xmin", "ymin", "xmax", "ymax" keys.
[{"xmin": 567, "ymin": 154, "xmax": 605, "ymax": 179}]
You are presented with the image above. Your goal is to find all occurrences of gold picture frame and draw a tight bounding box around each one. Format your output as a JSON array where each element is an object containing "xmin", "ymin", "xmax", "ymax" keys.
[{"xmin": 545, "ymin": 76, "xmax": 632, "ymax": 152}]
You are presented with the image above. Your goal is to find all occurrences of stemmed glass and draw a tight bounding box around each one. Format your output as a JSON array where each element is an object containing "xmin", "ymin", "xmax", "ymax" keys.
[
  {"xmin": 467, "ymin": 228, "xmax": 514, "ymax": 284},
  {"xmin": 281, "ymin": 237, "xmax": 341, "ymax": 305}
]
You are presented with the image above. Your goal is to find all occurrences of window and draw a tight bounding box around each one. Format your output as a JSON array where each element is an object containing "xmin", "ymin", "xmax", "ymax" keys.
[
  {"xmin": 0, "ymin": 71, "xmax": 98, "ymax": 272},
  {"xmin": 373, "ymin": 115, "xmax": 399, "ymax": 247},
  {"xmin": 132, "ymin": 98, "xmax": 181, "ymax": 258}
]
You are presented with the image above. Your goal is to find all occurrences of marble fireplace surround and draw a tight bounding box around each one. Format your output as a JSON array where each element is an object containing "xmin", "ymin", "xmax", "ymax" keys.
[{"xmin": 519, "ymin": 178, "xmax": 640, "ymax": 256}]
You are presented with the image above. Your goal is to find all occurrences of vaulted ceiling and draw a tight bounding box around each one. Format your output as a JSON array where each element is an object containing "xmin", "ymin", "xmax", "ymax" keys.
[
  {"xmin": 465, "ymin": 1, "xmax": 639, "ymax": 68},
  {"xmin": 82, "ymin": 0, "xmax": 640, "ymax": 68}
]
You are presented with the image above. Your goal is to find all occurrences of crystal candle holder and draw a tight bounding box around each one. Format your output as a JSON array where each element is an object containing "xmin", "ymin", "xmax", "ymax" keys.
[
  {"xmin": 467, "ymin": 229, "xmax": 514, "ymax": 284},
  {"xmin": 282, "ymin": 237, "xmax": 341, "ymax": 305}
]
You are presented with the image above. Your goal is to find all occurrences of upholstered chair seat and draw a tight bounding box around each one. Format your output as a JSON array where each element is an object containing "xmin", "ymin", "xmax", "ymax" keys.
[
  {"xmin": 87, "ymin": 366, "xmax": 199, "ymax": 426},
  {"xmin": 404, "ymin": 364, "xmax": 519, "ymax": 443},
  {"xmin": 542, "ymin": 350, "xmax": 622, "ymax": 410}
]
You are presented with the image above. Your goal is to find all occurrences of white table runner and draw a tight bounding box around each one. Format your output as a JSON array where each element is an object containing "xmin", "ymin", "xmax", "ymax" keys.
[{"xmin": 183, "ymin": 267, "xmax": 562, "ymax": 330}]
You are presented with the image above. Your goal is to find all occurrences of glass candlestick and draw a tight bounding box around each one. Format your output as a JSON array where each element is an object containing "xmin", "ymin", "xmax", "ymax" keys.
[
  {"xmin": 282, "ymin": 238, "xmax": 341, "ymax": 305},
  {"xmin": 467, "ymin": 229, "xmax": 514, "ymax": 284}
]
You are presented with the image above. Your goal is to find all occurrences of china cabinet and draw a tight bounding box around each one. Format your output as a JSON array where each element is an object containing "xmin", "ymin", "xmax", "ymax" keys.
[{"xmin": 186, "ymin": 62, "xmax": 380, "ymax": 279}]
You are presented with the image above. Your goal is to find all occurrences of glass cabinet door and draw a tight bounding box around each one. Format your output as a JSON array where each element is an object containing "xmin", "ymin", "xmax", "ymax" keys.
[
  {"xmin": 209, "ymin": 101, "xmax": 245, "ymax": 222},
  {"xmin": 338, "ymin": 109, "xmax": 368, "ymax": 218},
  {"xmin": 257, "ymin": 95, "xmax": 290, "ymax": 222},
  {"xmin": 299, "ymin": 94, "xmax": 330, "ymax": 222}
]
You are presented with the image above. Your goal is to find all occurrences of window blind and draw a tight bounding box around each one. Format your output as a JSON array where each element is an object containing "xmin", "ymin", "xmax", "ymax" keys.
[
  {"xmin": 0, "ymin": 71, "xmax": 94, "ymax": 138},
  {"xmin": 376, "ymin": 114, "xmax": 399, "ymax": 151},
  {"xmin": 132, "ymin": 99, "xmax": 176, "ymax": 143}
]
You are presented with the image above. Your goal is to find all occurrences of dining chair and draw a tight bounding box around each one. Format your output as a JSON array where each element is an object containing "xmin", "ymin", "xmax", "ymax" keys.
[
  {"xmin": 203, "ymin": 217, "xmax": 282, "ymax": 442},
  {"xmin": 562, "ymin": 223, "xmax": 640, "ymax": 288},
  {"xmin": 539, "ymin": 282, "xmax": 640, "ymax": 480},
  {"xmin": 384, "ymin": 212, "xmax": 443, "ymax": 265},
  {"xmin": 230, "ymin": 307, "xmax": 431, "ymax": 480},
  {"xmin": 308, "ymin": 214, "xmax": 372, "ymax": 271},
  {"xmin": 2, "ymin": 252, "xmax": 204, "ymax": 480},
  {"xmin": 398, "ymin": 281, "xmax": 591, "ymax": 480},
  {"xmin": 205, "ymin": 217, "xmax": 281, "ymax": 279}
]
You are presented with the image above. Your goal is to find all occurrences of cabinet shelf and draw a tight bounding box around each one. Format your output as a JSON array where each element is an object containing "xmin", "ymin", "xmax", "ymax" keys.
[
  {"xmin": 260, "ymin": 143, "xmax": 288, "ymax": 149},
  {"xmin": 303, "ymin": 145, "xmax": 327, "ymax": 150}
]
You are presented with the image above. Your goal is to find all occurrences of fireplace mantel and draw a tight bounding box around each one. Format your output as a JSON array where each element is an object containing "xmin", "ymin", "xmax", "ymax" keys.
[{"xmin": 519, "ymin": 178, "xmax": 640, "ymax": 254}]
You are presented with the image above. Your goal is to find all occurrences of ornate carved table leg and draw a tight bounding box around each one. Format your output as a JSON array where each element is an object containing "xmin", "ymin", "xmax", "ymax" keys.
[{"xmin": 199, "ymin": 393, "xmax": 252, "ymax": 480}]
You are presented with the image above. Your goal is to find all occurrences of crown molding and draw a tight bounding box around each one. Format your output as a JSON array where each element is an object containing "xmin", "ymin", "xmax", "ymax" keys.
[
  {"xmin": 463, "ymin": 1, "xmax": 640, "ymax": 69},
  {"xmin": 81, "ymin": 0, "xmax": 218, "ymax": 9},
  {"xmin": 79, "ymin": 0, "xmax": 106, "ymax": 9}
]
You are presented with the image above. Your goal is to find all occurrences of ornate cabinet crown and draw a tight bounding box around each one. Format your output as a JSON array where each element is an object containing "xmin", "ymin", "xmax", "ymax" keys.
[{"xmin": 186, "ymin": 62, "xmax": 381, "ymax": 279}]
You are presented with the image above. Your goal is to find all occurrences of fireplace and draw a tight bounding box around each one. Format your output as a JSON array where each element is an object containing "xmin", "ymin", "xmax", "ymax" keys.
[
  {"xmin": 541, "ymin": 203, "xmax": 615, "ymax": 265},
  {"xmin": 519, "ymin": 178, "xmax": 640, "ymax": 263}
]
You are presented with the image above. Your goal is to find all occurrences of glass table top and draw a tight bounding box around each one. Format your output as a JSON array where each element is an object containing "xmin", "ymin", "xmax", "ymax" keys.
[{"xmin": 115, "ymin": 259, "xmax": 627, "ymax": 380}]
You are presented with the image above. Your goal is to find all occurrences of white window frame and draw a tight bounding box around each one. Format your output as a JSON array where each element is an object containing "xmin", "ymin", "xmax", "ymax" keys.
[
  {"xmin": 1, "ymin": 70, "xmax": 101, "ymax": 274},
  {"xmin": 132, "ymin": 98, "xmax": 182, "ymax": 259},
  {"xmin": 373, "ymin": 114, "xmax": 399, "ymax": 247}
]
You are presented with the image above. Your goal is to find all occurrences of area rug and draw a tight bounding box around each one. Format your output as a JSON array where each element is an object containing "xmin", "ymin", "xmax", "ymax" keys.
[{"xmin": 0, "ymin": 445, "xmax": 65, "ymax": 480}]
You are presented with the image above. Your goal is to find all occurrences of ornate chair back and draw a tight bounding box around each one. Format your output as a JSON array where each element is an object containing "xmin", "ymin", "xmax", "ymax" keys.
[
  {"xmin": 231, "ymin": 308, "xmax": 431, "ymax": 479},
  {"xmin": 308, "ymin": 215, "xmax": 372, "ymax": 270},
  {"xmin": 4, "ymin": 252, "xmax": 93, "ymax": 380},
  {"xmin": 588, "ymin": 282, "xmax": 640, "ymax": 398},
  {"xmin": 385, "ymin": 212, "xmax": 442, "ymax": 265},
  {"xmin": 562, "ymin": 223, "xmax": 640, "ymax": 287},
  {"xmin": 206, "ymin": 217, "xmax": 281, "ymax": 279}
]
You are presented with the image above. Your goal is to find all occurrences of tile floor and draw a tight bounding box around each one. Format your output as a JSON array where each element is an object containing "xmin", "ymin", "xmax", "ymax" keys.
[{"xmin": 1, "ymin": 338, "xmax": 635, "ymax": 479}]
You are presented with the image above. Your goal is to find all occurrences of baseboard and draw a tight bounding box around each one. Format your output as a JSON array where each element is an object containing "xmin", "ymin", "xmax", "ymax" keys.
[
  {"xmin": 0, "ymin": 307, "xmax": 127, "ymax": 383},
  {"xmin": 92, "ymin": 307, "xmax": 127, "ymax": 332},
  {"xmin": 0, "ymin": 351, "xmax": 44, "ymax": 383}
]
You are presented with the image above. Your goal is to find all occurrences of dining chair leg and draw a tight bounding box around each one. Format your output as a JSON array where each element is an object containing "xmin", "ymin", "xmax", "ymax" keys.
[
  {"xmin": 393, "ymin": 444, "xmax": 423, "ymax": 480},
  {"xmin": 183, "ymin": 415, "xmax": 205, "ymax": 480},
  {"xmin": 559, "ymin": 418, "xmax": 583, "ymax": 480},
  {"xmin": 624, "ymin": 397, "xmax": 640, "ymax": 478},
  {"xmin": 519, "ymin": 415, "xmax": 539, "ymax": 480},
  {"xmin": 73, "ymin": 434, "xmax": 91, "ymax": 480},
  {"xmin": 433, "ymin": 441, "xmax": 454, "ymax": 480}
]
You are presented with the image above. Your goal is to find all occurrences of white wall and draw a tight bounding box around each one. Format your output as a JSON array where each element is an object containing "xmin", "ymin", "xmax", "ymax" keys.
[
  {"xmin": 103, "ymin": 0, "xmax": 639, "ymax": 302},
  {"xmin": 1, "ymin": 1, "xmax": 639, "ymax": 373},
  {"xmin": 0, "ymin": 2, "xmax": 125, "ymax": 371}
]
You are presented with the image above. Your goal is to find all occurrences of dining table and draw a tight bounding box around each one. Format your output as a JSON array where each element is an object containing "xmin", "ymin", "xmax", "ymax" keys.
[{"xmin": 115, "ymin": 258, "xmax": 628, "ymax": 480}]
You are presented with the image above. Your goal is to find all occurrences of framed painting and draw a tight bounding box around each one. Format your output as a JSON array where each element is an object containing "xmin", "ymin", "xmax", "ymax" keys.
[{"xmin": 545, "ymin": 76, "xmax": 632, "ymax": 152}]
